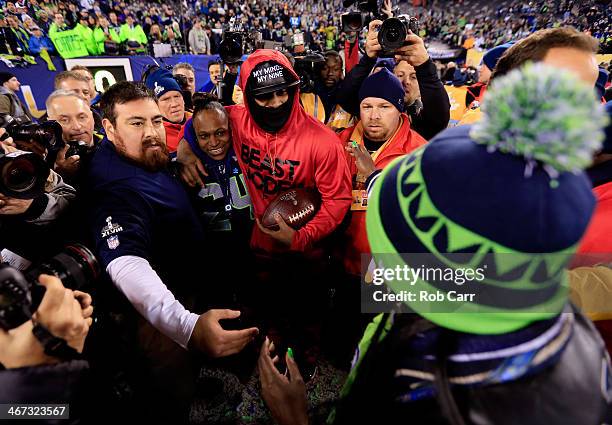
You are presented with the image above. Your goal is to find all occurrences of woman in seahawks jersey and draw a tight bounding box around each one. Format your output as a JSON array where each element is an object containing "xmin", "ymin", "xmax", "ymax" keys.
[
  {"xmin": 185, "ymin": 96, "xmax": 254, "ymax": 311},
  {"xmin": 188, "ymin": 96, "xmax": 253, "ymax": 244}
]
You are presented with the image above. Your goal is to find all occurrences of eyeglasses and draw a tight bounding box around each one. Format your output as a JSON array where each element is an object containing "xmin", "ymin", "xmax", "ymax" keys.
[{"xmin": 253, "ymin": 88, "xmax": 288, "ymax": 101}]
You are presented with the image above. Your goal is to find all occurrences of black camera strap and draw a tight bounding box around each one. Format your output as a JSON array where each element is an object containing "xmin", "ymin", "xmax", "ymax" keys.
[{"xmin": 31, "ymin": 321, "xmax": 81, "ymax": 361}]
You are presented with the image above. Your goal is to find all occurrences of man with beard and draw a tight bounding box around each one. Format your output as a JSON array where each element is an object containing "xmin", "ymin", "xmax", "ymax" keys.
[{"xmin": 87, "ymin": 82, "xmax": 258, "ymax": 423}]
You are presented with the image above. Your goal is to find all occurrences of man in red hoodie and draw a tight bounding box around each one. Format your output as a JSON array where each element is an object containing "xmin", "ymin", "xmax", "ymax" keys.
[
  {"xmin": 341, "ymin": 68, "xmax": 427, "ymax": 276},
  {"xmin": 178, "ymin": 49, "xmax": 352, "ymax": 254},
  {"xmin": 178, "ymin": 51, "xmax": 351, "ymax": 373}
]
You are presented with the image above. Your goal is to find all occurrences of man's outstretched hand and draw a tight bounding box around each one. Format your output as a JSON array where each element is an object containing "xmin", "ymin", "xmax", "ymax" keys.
[{"xmin": 190, "ymin": 309, "xmax": 259, "ymax": 357}]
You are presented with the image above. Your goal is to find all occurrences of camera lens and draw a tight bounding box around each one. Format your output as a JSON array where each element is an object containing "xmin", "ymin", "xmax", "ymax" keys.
[
  {"xmin": 0, "ymin": 152, "xmax": 49, "ymax": 199},
  {"xmin": 30, "ymin": 244, "xmax": 100, "ymax": 291},
  {"xmin": 39, "ymin": 121, "xmax": 64, "ymax": 150},
  {"xmin": 386, "ymin": 27, "xmax": 400, "ymax": 43},
  {"xmin": 378, "ymin": 17, "xmax": 408, "ymax": 52},
  {"xmin": 3, "ymin": 157, "xmax": 36, "ymax": 192}
]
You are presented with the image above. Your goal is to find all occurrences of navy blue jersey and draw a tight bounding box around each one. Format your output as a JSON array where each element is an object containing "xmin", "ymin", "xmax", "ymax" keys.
[
  {"xmin": 187, "ymin": 148, "xmax": 254, "ymax": 309},
  {"xmin": 190, "ymin": 147, "xmax": 253, "ymax": 238},
  {"xmin": 86, "ymin": 139, "xmax": 205, "ymax": 292}
]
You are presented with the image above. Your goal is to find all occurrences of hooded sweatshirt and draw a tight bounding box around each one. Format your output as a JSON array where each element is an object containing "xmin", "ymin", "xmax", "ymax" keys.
[
  {"xmin": 339, "ymin": 115, "xmax": 427, "ymax": 274},
  {"xmin": 182, "ymin": 50, "xmax": 352, "ymax": 253}
]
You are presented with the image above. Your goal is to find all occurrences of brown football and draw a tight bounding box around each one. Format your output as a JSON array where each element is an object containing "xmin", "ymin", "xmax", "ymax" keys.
[{"xmin": 262, "ymin": 188, "xmax": 322, "ymax": 231}]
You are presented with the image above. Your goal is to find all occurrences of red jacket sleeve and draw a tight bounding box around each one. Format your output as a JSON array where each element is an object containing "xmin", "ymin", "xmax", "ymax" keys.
[{"xmin": 290, "ymin": 135, "xmax": 352, "ymax": 251}]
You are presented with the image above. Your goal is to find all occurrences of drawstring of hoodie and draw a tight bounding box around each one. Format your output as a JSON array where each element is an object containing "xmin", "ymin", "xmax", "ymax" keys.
[{"xmin": 268, "ymin": 133, "xmax": 278, "ymax": 177}]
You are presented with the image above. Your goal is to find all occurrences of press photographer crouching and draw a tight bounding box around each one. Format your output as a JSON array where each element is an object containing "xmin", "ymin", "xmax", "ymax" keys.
[
  {"xmin": 0, "ymin": 126, "xmax": 77, "ymax": 263},
  {"xmin": 0, "ymin": 244, "xmax": 99, "ymax": 424}
]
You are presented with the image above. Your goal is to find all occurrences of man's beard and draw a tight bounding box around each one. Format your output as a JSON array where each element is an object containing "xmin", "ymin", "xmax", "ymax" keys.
[{"xmin": 115, "ymin": 135, "xmax": 169, "ymax": 172}]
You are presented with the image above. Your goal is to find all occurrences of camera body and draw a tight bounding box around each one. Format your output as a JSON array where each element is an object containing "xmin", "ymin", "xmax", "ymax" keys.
[
  {"xmin": 341, "ymin": 0, "xmax": 383, "ymax": 32},
  {"xmin": 0, "ymin": 244, "xmax": 99, "ymax": 330},
  {"xmin": 219, "ymin": 17, "xmax": 262, "ymax": 64},
  {"xmin": 378, "ymin": 15, "xmax": 420, "ymax": 57},
  {"xmin": 341, "ymin": 0, "xmax": 421, "ymax": 58},
  {"xmin": 0, "ymin": 114, "xmax": 64, "ymax": 152},
  {"xmin": 65, "ymin": 140, "xmax": 92, "ymax": 159},
  {"xmin": 293, "ymin": 52, "xmax": 325, "ymax": 93}
]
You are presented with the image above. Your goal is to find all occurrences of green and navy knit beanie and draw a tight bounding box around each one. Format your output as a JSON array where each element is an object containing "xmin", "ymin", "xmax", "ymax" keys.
[{"xmin": 366, "ymin": 64, "xmax": 609, "ymax": 335}]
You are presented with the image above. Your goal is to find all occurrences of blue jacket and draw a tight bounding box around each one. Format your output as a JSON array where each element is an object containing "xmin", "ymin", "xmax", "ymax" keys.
[
  {"xmin": 28, "ymin": 34, "xmax": 55, "ymax": 54},
  {"xmin": 86, "ymin": 139, "xmax": 204, "ymax": 289}
]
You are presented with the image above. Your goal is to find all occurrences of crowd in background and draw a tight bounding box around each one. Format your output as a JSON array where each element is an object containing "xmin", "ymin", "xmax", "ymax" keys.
[
  {"xmin": 411, "ymin": 0, "xmax": 611, "ymax": 52},
  {"xmin": 0, "ymin": 0, "xmax": 609, "ymax": 60},
  {"xmin": 1, "ymin": 0, "xmax": 612, "ymax": 422}
]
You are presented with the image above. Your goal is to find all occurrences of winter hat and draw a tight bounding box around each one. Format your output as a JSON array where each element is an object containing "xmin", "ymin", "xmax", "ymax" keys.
[
  {"xmin": 482, "ymin": 42, "xmax": 514, "ymax": 71},
  {"xmin": 144, "ymin": 67, "xmax": 181, "ymax": 99},
  {"xmin": 604, "ymin": 101, "xmax": 612, "ymax": 154},
  {"xmin": 358, "ymin": 68, "xmax": 405, "ymax": 112},
  {"xmin": 366, "ymin": 64, "xmax": 609, "ymax": 335},
  {"xmin": 373, "ymin": 58, "xmax": 396, "ymax": 73},
  {"xmin": 246, "ymin": 60, "xmax": 299, "ymax": 96},
  {"xmin": 0, "ymin": 71, "xmax": 16, "ymax": 85},
  {"xmin": 596, "ymin": 68, "xmax": 609, "ymax": 100}
]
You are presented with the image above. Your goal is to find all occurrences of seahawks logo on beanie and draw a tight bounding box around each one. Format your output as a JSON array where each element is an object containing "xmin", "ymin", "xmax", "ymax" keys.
[{"xmin": 366, "ymin": 64, "xmax": 609, "ymax": 334}]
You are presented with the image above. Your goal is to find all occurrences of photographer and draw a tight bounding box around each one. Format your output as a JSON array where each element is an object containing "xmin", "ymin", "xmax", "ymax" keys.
[
  {"xmin": 0, "ymin": 274, "xmax": 92, "ymax": 421},
  {"xmin": 283, "ymin": 52, "xmax": 327, "ymax": 123},
  {"xmin": 201, "ymin": 59, "xmax": 223, "ymax": 95},
  {"xmin": 0, "ymin": 129, "xmax": 77, "ymax": 262},
  {"xmin": 172, "ymin": 62, "xmax": 197, "ymax": 96},
  {"xmin": 336, "ymin": 20, "xmax": 450, "ymax": 140},
  {"xmin": 46, "ymin": 90, "xmax": 100, "ymax": 187}
]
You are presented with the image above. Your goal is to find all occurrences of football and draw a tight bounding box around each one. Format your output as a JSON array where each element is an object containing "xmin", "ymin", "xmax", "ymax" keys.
[{"xmin": 261, "ymin": 188, "xmax": 322, "ymax": 231}]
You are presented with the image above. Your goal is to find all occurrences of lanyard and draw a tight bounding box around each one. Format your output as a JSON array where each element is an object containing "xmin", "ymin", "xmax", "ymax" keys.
[{"xmin": 208, "ymin": 154, "xmax": 234, "ymax": 214}]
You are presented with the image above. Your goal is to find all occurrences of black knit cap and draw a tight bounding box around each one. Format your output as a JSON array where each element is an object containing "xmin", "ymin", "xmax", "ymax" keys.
[
  {"xmin": 246, "ymin": 60, "xmax": 299, "ymax": 96},
  {"xmin": 0, "ymin": 72, "xmax": 16, "ymax": 85}
]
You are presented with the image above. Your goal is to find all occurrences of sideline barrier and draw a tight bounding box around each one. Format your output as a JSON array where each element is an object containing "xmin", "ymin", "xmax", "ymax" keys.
[{"xmin": 0, "ymin": 54, "xmax": 222, "ymax": 117}]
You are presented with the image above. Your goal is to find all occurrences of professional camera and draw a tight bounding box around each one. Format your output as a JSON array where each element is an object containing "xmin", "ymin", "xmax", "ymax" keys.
[
  {"xmin": 341, "ymin": 0, "xmax": 382, "ymax": 32},
  {"xmin": 293, "ymin": 52, "xmax": 325, "ymax": 93},
  {"xmin": 378, "ymin": 15, "xmax": 419, "ymax": 57},
  {"xmin": 0, "ymin": 244, "xmax": 100, "ymax": 330},
  {"xmin": 0, "ymin": 114, "xmax": 64, "ymax": 152},
  {"xmin": 219, "ymin": 17, "xmax": 262, "ymax": 64},
  {"xmin": 65, "ymin": 140, "xmax": 92, "ymax": 159},
  {"xmin": 0, "ymin": 149, "xmax": 50, "ymax": 199}
]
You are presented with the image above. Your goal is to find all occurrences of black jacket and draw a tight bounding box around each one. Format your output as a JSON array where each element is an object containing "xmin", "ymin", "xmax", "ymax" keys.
[
  {"xmin": 0, "ymin": 360, "xmax": 90, "ymax": 424},
  {"xmin": 336, "ymin": 56, "xmax": 450, "ymax": 140}
]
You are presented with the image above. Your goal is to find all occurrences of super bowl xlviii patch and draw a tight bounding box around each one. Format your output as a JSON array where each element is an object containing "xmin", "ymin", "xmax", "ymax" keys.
[
  {"xmin": 101, "ymin": 216, "xmax": 123, "ymax": 238},
  {"xmin": 107, "ymin": 235, "xmax": 120, "ymax": 250}
]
